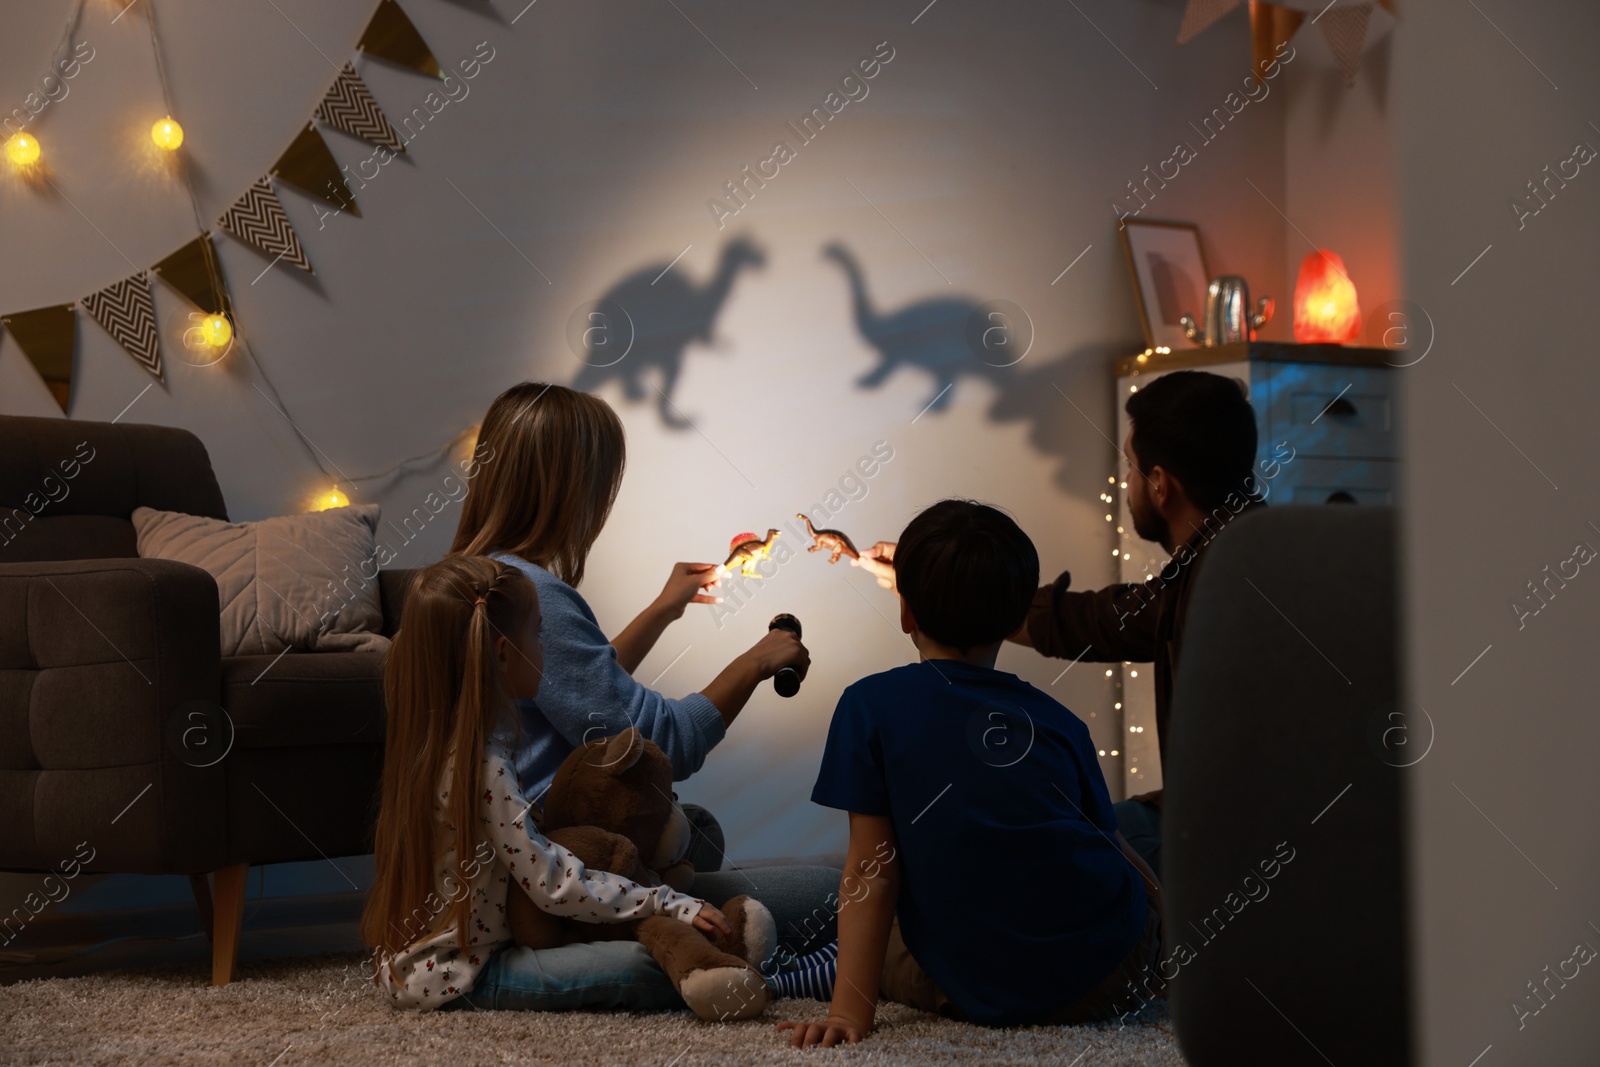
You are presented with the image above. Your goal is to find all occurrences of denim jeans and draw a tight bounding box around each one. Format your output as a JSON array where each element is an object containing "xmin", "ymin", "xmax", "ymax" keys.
[
  {"xmin": 680, "ymin": 804, "xmax": 727, "ymax": 874},
  {"xmin": 444, "ymin": 863, "xmax": 842, "ymax": 1012},
  {"xmin": 690, "ymin": 864, "xmax": 840, "ymax": 963}
]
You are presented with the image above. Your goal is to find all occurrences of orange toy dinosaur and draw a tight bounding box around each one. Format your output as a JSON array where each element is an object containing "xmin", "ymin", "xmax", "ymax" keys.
[
  {"xmin": 797, "ymin": 514, "xmax": 859, "ymax": 564},
  {"xmin": 722, "ymin": 529, "xmax": 780, "ymax": 578}
]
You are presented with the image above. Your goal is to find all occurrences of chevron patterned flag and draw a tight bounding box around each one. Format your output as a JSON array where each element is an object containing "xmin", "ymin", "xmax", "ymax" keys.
[
  {"xmin": 218, "ymin": 177, "xmax": 313, "ymax": 274},
  {"xmin": 1318, "ymin": 3, "xmax": 1374, "ymax": 84},
  {"xmin": 1178, "ymin": 0, "xmax": 1244, "ymax": 43},
  {"xmin": 317, "ymin": 63, "xmax": 405, "ymax": 152},
  {"xmin": 82, "ymin": 271, "xmax": 162, "ymax": 381}
]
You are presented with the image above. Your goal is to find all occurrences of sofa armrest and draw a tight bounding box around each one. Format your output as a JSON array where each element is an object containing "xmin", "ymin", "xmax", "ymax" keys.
[
  {"xmin": 378, "ymin": 568, "xmax": 417, "ymax": 637},
  {"xmin": 0, "ymin": 557, "xmax": 226, "ymax": 875}
]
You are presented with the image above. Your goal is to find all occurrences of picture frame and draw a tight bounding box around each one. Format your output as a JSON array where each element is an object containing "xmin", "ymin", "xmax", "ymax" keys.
[{"xmin": 1119, "ymin": 219, "xmax": 1211, "ymax": 350}]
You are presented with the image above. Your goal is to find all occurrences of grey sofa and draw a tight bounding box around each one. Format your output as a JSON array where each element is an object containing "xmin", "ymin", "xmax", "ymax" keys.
[{"xmin": 0, "ymin": 414, "xmax": 409, "ymax": 984}]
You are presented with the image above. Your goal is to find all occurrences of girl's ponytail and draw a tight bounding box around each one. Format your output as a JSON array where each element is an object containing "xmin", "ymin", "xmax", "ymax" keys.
[{"xmin": 361, "ymin": 556, "xmax": 535, "ymax": 963}]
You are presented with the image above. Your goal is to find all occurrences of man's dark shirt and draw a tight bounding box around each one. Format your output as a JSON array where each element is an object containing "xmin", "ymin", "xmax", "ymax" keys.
[{"xmin": 1025, "ymin": 505, "xmax": 1260, "ymax": 807}]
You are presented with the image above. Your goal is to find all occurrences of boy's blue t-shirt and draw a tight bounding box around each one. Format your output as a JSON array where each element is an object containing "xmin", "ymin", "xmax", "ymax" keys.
[{"xmin": 812, "ymin": 659, "xmax": 1146, "ymax": 1026}]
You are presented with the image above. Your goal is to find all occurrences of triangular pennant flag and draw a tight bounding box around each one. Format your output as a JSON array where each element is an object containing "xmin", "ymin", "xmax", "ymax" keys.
[
  {"xmin": 271, "ymin": 123, "xmax": 361, "ymax": 217},
  {"xmin": 218, "ymin": 177, "xmax": 313, "ymax": 274},
  {"xmin": 1178, "ymin": 0, "xmax": 1245, "ymax": 44},
  {"xmin": 1318, "ymin": 3, "xmax": 1374, "ymax": 84},
  {"xmin": 317, "ymin": 63, "xmax": 405, "ymax": 152},
  {"xmin": 153, "ymin": 234, "xmax": 234, "ymax": 319},
  {"xmin": 2, "ymin": 305, "xmax": 76, "ymax": 414},
  {"xmin": 357, "ymin": 0, "xmax": 442, "ymax": 79},
  {"xmin": 1249, "ymin": 0, "xmax": 1306, "ymax": 78},
  {"xmin": 82, "ymin": 271, "xmax": 162, "ymax": 381}
]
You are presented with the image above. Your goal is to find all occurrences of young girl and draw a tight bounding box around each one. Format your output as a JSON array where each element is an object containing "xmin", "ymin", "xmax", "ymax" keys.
[
  {"xmin": 361, "ymin": 554, "xmax": 730, "ymax": 1011},
  {"xmin": 448, "ymin": 383, "xmax": 840, "ymax": 978}
]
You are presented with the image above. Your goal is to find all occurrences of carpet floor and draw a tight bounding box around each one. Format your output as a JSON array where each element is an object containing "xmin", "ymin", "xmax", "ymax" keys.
[{"xmin": 0, "ymin": 953, "xmax": 1187, "ymax": 1066}]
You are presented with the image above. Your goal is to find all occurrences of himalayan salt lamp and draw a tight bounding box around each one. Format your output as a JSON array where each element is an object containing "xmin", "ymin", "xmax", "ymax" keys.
[{"xmin": 1293, "ymin": 250, "xmax": 1362, "ymax": 344}]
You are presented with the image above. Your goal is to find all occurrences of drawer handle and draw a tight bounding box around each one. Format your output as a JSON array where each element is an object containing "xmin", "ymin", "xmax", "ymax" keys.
[
  {"xmin": 1323, "ymin": 396, "xmax": 1358, "ymax": 419},
  {"xmin": 1326, "ymin": 491, "xmax": 1357, "ymax": 505}
]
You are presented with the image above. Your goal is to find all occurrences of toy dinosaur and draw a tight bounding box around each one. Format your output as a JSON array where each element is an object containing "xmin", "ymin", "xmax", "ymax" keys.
[
  {"xmin": 797, "ymin": 514, "xmax": 859, "ymax": 564},
  {"xmin": 722, "ymin": 529, "xmax": 780, "ymax": 578}
]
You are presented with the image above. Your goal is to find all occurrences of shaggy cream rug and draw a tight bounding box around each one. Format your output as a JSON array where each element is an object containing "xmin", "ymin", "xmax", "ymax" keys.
[{"xmin": 0, "ymin": 954, "xmax": 1186, "ymax": 1066}]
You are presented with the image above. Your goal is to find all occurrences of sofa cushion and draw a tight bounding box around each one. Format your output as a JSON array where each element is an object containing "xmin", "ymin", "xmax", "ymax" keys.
[
  {"xmin": 133, "ymin": 505, "xmax": 389, "ymax": 657},
  {"xmin": 223, "ymin": 651, "xmax": 386, "ymax": 750}
]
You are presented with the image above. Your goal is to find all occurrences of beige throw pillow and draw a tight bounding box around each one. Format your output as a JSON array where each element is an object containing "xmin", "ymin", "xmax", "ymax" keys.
[{"xmin": 132, "ymin": 504, "xmax": 390, "ymax": 657}]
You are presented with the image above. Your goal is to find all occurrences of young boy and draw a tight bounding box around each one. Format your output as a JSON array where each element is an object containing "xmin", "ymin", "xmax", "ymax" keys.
[{"xmin": 778, "ymin": 500, "xmax": 1162, "ymax": 1047}]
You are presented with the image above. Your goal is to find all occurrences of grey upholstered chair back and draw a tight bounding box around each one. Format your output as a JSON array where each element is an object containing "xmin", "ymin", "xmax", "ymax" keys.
[
  {"xmin": 1165, "ymin": 506, "xmax": 1407, "ymax": 1066},
  {"xmin": 0, "ymin": 415, "xmax": 228, "ymax": 563}
]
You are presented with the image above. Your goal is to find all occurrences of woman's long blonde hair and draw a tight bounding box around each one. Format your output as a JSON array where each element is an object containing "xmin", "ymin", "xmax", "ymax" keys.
[
  {"xmin": 360, "ymin": 555, "xmax": 535, "ymax": 961},
  {"xmin": 451, "ymin": 382, "xmax": 626, "ymax": 587}
]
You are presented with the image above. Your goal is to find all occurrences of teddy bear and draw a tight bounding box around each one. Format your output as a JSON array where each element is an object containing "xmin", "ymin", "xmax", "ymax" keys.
[{"xmin": 507, "ymin": 728, "xmax": 776, "ymax": 1021}]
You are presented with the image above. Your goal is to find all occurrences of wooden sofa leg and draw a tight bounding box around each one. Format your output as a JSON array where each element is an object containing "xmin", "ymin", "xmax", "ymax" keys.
[
  {"xmin": 189, "ymin": 873, "xmax": 215, "ymax": 942},
  {"xmin": 211, "ymin": 863, "xmax": 249, "ymax": 986}
]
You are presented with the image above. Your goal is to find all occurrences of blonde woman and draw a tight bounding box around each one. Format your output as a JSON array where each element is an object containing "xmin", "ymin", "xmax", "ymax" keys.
[{"xmin": 449, "ymin": 382, "xmax": 840, "ymax": 1002}]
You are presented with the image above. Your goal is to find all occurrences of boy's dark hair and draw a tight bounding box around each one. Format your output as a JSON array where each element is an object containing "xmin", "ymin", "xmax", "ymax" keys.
[
  {"xmin": 895, "ymin": 500, "xmax": 1039, "ymax": 652},
  {"xmin": 1125, "ymin": 370, "xmax": 1258, "ymax": 510}
]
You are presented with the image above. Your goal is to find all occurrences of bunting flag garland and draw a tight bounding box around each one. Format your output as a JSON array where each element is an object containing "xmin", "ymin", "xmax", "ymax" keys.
[
  {"xmin": 358, "ymin": 0, "xmax": 443, "ymax": 79},
  {"xmin": 271, "ymin": 123, "xmax": 361, "ymax": 216},
  {"xmin": 153, "ymin": 234, "xmax": 234, "ymax": 319},
  {"xmin": 2, "ymin": 0, "xmax": 446, "ymax": 418},
  {"xmin": 218, "ymin": 177, "xmax": 313, "ymax": 274},
  {"xmin": 1318, "ymin": 4, "xmax": 1375, "ymax": 84},
  {"xmin": 81, "ymin": 272, "xmax": 162, "ymax": 381},
  {"xmin": 1249, "ymin": 0, "xmax": 1305, "ymax": 78},
  {"xmin": 2, "ymin": 305, "xmax": 77, "ymax": 414},
  {"xmin": 316, "ymin": 63, "xmax": 405, "ymax": 152}
]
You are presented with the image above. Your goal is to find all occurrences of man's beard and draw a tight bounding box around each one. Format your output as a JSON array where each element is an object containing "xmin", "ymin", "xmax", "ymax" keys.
[{"xmin": 1130, "ymin": 491, "xmax": 1169, "ymax": 548}]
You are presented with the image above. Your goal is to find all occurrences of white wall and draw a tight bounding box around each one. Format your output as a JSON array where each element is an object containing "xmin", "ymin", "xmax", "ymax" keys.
[
  {"xmin": 1394, "ymin": 1, "xmax": 1600, "ymax": 1062},
  {"xmin": 1, "ymin": 0, "xmax": 1287, "ymax": 860},
  {"xmin": 1281, "ymin": 7, "xmax": 1402, "ymax": 334}
]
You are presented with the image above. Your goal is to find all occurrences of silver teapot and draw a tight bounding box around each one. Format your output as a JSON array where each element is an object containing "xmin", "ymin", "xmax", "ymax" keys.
[{"xmin": 1180, "ymin": 276, "xmax": 1273, "ymax": 346}]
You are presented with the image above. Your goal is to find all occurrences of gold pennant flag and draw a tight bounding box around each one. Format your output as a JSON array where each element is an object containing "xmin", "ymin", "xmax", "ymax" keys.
[
  {"xmin": 153, "ymin": 234, "xmax": 234, "ymax": 319},
  {"xmin": 272, "ymin": 123, "xmax": 360, "ymax": 217},
  {"xmin": 1249, "ymin": 0, "xmax": 1306, "ymax": 79},
  {"xmin": 2, "ymin": 304, "xmax": 76, "ymax": 414},
  {"xmin": 358, "ymin": 0, "xmax": 442, "ymax": 79}
]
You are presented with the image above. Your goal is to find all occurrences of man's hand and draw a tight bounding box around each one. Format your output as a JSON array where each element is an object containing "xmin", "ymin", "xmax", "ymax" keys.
[
  {"xmin": 654, "ymin": 562, "xmax": 722, "ymax": 619},
  {"xmin": 777, "ymin": 1016, "xmax": 870, "ymax": 1048},
  {"xmin": 851, "ymin": 541, "xmax": 896, "ymax": 590}
]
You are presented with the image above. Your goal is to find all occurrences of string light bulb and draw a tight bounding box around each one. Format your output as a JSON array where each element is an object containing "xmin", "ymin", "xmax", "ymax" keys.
[
  {"xmin": 311, "ymin": 487, "xmax": 350, "ymax": 511},
  {"xmin": 5, "ymin": 132, "xmax": 41, "ymax": 167},
  {"xmin": 200, "ymin": 313, "xmax": 232, "ymax": 348},
  {"xmin": 150, "ymin": 115, "xmax": 184, "ymax": 151}
]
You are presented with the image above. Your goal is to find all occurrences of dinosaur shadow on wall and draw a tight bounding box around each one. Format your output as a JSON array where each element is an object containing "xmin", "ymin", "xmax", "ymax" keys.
[
  {"xmin": 571, "ymin": 237, "xmax": 765, "ymax": 429},
  {"xmin": 822, "ymin": 242, "xmax": 1125, "ymax": 491},
  {"xmin": 822, "ymin": 243, "xmax": 1010, "ymax": 415}
]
